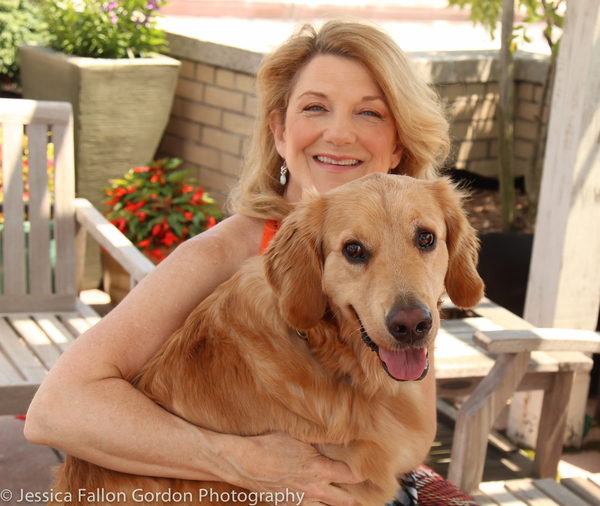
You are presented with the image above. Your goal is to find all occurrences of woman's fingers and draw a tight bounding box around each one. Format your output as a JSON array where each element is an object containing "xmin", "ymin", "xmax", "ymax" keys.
[{"xmin": 223, "ymin": 432, "xmax": 361, "ymax": 506}]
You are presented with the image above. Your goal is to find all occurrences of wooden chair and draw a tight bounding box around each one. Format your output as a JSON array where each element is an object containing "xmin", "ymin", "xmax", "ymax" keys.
[
  {"xmin": 436, "ymin": 297, "xmax": 600, "ymax": 504},
  {"xmin": 0, "ymin": 98, "xmax": 154, "ymax": 415}
]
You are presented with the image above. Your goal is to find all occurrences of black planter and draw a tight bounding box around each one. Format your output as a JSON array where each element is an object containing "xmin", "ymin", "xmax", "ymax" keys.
[{"xmin": 477, "ymin": 232, "xmax": 534, "ymax": 317}]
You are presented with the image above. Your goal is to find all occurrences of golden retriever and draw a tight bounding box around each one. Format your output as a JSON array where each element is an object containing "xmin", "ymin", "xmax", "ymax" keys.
[{"xmin": 49, "ymin": 173, "xmax": 484, "ymax": 506}]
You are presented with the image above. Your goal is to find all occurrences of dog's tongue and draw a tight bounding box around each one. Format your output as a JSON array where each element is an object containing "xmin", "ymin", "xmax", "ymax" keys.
[{"xmin": 378, "ymin": 347, "xmax": 427, "ymax": 381}]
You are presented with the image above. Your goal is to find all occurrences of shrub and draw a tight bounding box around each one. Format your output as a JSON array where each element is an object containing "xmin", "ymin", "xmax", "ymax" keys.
[
  {"xmin": 42, "ymin": 0, "xmax": 168, "ymax": 59},
  {"xmin": 0, "ymin": 0, "xmax": 50, "ymax": 83},
  {"xmin": 102, "ymin": 158, "xmax": 223, "ymax": 263}
]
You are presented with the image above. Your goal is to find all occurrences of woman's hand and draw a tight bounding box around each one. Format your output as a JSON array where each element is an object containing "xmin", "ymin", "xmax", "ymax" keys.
[{"xmin": 214, "ymin": 432, "xmax": 361, "ymax": 506}]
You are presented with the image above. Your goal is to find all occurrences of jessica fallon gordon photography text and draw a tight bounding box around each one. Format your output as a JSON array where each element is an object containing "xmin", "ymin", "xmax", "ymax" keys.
[{"xmin": 12, "ymin": 488, "xmax": 306, "ymax": 505}]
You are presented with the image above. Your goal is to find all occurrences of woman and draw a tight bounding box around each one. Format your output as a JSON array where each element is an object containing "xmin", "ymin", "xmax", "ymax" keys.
[{"xmin": 25, "ymin": 19, "xmax": 464, "ymax": 506}]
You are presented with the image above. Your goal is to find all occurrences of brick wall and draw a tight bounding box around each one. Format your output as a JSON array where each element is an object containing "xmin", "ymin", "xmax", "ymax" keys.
[{"xmin": 160, "ymin": 35, "xmax": 550, "ymax": 207}]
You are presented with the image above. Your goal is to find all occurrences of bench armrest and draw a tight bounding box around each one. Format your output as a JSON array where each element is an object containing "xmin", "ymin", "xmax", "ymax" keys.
[
  {"xmin": 473, "ymin": 328, "xmax": 600, "ymax": 354},
  {"xmin": 74, "ymin": 198, "xmax": 154, "ymax": 284}
]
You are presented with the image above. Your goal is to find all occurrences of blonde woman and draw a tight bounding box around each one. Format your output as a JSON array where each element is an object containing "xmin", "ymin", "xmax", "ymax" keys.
[{"xmin": 25, "ymin": 20, "xmax": 475, "ymax": 506}]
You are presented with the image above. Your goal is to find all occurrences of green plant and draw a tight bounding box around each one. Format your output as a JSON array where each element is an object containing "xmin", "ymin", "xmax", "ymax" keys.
[
  {"xmin": 42, "ymin": 0, "xmax": 168, "ymax": 59},
  {"xmin": 0, "ymin": 0, "xmax": 50, "ymax": 82},
  {"xmin": 447, "ymin": 0, "xmax": 563, "ymax": 51},
  {"xmin": 446, "ymin": 0, "xmax": 564, "ymax": 226},
  {"xmin": 102, "ymin": 158, "xmax": 222, "ymax": 263}
]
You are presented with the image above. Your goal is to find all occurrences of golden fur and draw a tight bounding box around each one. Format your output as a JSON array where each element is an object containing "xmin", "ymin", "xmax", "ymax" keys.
[{"xmin": 49, "ymin": 174, "xmax": 483, "ymax": 506}]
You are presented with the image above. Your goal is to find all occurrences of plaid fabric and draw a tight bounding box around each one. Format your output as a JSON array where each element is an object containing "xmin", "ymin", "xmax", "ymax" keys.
[{"xmin": 392, "ymin": 466, "xmax": 478, "ymax": 506}]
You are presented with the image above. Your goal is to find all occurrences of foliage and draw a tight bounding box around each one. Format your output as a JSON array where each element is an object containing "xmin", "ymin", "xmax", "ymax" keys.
[
  {"xmin": 0, "ymin": 0, "xmax": 50, "ymax": 81},
  {"xmin": 446, "ymin": 0, "xmax": 564, "ymax": 54},
  {"xmin": 447, "ymin": 0, "xmax": 564, "ymax": 226},
  {"xmin": 102, "ymin": 158, "xmax": 222, "ymax": 263},
  {"xmin": 42, "ymin": 0, "xmax": 168, "ymax": 59},
  {"xmin": 0, "ymin": 129, "xmax": 55, "ymax": 224}
]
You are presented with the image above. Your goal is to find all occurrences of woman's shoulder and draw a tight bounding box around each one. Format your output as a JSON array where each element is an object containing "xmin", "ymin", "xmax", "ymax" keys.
[{"xmin": 183, "ymin": 213, "xmax": 266, "ymax": 266}]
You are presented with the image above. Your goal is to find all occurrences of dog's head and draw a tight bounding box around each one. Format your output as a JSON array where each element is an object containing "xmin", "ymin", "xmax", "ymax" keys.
[{"xmin": 264, "ymin": 173, "xmax": 484, "ymax": 383}]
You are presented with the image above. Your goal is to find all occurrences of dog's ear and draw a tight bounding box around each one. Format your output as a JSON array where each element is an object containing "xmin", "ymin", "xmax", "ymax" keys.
[
  {"xmin": 263, "ymin": 192, "xmax": 328, "ymax": 330},
  {"xmin": 432, "ymin": 178, "xmax": 485, "ymax": 309}
]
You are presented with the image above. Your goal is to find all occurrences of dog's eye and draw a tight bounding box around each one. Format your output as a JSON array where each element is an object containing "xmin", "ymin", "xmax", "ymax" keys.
[
  {"xmin": 343, "ymin": 243, "xmax": 367, "ymax": 262},
  {"xmin": 417, "ymin": 231, "xmax": 436, "ymax": 250}
]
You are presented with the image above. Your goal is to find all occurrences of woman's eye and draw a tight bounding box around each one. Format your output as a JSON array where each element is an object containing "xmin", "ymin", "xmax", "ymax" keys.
[
  {"xmin": 361, "ymin": 110, "xmax": 381, "ymax": 118},
  {"xmin": 343, "ymin": 243, "xmax": 368, "ymax": 262},
  {"xmin": 417, "ymin": 231, "xmax": 436, "ymax": 250},
  {"xmin": 305, "ymin": 105, "xmax": 325, "ymax": 112}
]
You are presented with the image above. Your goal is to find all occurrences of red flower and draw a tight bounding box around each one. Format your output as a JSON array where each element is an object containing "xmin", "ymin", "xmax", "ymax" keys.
[
  {"xmin": 124, "ymin": 201, "xmax": 145, "ymax": 212},
  {"xmin": 207, "ymin": 216, "xmax": 216, "ymax": 229},
  {"xmin": 184, "ymin": 211, "xmax": 194, "ymax": 221},
  {"xmin": 112, "ymin": 218, "xmax": 127, "ymax": 233},
  {"xmin": 148, "ymin": 248, "xmax": 164, "ymax": 262},
  {"xmin": 138, "ymin": 239, "xmax": 152, "ymax": 248},
  {"xmin": 151, "ymin": 224, "xmax": 162, "ymax": 236},
  {"xmin": 162, "ymin": 231, "xmax": 178, "ymax": 247},
  {"xmin": 133, "ymin": 166, "xmax": 149, "ymax": 173},
  {"xmin": 191, "ymin": 188, "xmax": 204, "ymax": 205}
]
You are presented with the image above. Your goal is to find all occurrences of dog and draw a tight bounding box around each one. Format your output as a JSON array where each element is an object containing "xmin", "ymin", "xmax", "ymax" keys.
[{"xmin": 49, "ymin": 173, "xmax": 484, "ymax": 506}]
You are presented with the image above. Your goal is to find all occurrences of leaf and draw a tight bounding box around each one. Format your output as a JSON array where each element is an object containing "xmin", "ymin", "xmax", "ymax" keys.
[{"xmin": 167, "ymin": 168, "xmax": 195, "ymax": 183}]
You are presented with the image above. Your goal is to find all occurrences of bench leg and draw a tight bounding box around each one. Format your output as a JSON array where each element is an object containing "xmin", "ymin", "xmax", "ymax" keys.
[
  {"xmin": 533, "ymin": 370, "xmax": 575, "ymax": 479},
  {"xmin": 448, "ymin": 352, "xmax": 530, "ymax": 495}
]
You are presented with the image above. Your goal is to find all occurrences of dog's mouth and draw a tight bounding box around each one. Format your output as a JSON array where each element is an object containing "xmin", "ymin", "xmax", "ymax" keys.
[{"xmin": 355, "ymin": 311, "xmax": 429, "ymax": 382}]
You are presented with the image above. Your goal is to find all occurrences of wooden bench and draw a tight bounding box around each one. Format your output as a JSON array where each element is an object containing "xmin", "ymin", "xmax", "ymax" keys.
[
  {"xmin": 0, "ymin": 98, "xmax": 155, "ymax": 415},
  {"xmin": 473, "ymin": 474, "xmax": 600, "ymax": 505},
  {"xmin": 436, "ymin": 296, "xmax": 600, "ymax": 494}
]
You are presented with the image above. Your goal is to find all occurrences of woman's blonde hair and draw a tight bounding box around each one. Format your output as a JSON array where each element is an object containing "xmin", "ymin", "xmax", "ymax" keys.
[{"xmin": 227, "ymin": 19, "xmax": 450, "ymax": 220}]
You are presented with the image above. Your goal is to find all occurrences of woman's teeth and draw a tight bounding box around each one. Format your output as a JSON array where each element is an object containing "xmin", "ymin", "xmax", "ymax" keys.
[{"xmin": 316, "ymin": 156, "xmax": 360, "ymax": 166}]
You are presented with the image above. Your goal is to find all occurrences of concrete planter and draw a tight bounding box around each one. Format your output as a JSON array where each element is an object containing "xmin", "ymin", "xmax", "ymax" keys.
[
  {"xmin": 18, "ymin": 43, "xmax": 181, "ymax": 210},
  {"xmin": 18, "ymin": 43, "xmax": 181, "ymax": 288}
]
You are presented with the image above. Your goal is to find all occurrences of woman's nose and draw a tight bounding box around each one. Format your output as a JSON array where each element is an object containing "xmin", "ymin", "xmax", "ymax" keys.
[{"xmin": 322, "ymin": 115, "xmax": 356, "ymax": 146}]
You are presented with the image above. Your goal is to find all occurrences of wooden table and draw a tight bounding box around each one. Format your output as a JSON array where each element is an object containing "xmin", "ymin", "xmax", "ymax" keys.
[{"xmin": 435, "ymin": 297, "xmax": 597, "ymax": 493}]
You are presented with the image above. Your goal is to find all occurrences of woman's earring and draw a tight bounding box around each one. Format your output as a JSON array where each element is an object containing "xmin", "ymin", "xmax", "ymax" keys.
[{"xmin": 279, "ymin": 162, "xmax": 288, "ymax": 186}]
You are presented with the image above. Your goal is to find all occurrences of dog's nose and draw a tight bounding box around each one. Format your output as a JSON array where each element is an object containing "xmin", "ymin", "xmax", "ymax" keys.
[{"xmin": 386, "ymin": 307, "xmax": 432, "ymax": 343}]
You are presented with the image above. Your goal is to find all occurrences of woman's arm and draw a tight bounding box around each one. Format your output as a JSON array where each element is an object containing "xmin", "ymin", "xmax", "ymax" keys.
[{"xmin": 24, "ymin": 214, "xmax": 359, "ymax": 506}]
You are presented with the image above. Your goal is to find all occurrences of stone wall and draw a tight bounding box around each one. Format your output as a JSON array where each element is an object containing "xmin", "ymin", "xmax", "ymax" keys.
[
  {"xmin": 409, "ymin": 51, "xmax": 550, "ymax": 180},
  {"xmin": 160, "ymin": 33, "xmax": 550, "ymax": 207}
]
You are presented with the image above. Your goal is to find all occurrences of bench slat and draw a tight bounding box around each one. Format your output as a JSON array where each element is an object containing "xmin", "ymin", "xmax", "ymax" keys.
[
  {"xmin": 561, "ymin": 477, "xmax": 600, "ymax": 506},
  {"xmin": 32, "ymin": 313, "xmax": 75, "ymax": 353},
  {"xmin": 8, "ymin": 315, "xmax": 62, "ymax": 371},
  {"xmin": 504, "ymin": 478, "xmax": 560, "ymax": 505},
  {"xmin": 0, "ymin": 350, "xmax": 23, "ymax": 383},
  {"xmin": 0, "ymin": 319, "xmax": 46, "ymax": 381},
  {"xmin": 534, "ymin": 478, "xmax": 591, "ymax": 506},
  {"xmin": 474, "ymin": 329, "xmax": 600, "ymax": 354},
  {"xmin": 26, "ymin": 122, "xmax": 53, "ymax": 296},
  {"xmin": 479, "ymin": 481, "xmax": 528, "ymax": 505}
]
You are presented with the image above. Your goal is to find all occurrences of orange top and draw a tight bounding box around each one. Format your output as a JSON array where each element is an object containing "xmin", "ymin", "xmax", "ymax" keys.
[{"xmin": 260, "ymin": 219, "xmax": 280, "ymax": 254}]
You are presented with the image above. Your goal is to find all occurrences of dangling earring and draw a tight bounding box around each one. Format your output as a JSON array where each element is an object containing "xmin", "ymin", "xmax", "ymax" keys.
[{"xmin": 279, "ymin": 162, "xmax": 288, "ymax": 186}]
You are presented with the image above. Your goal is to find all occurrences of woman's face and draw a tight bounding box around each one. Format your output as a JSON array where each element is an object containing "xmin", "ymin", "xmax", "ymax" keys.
[{"xmin": 271, "ymin": 54, "xmax": 402, "ymax": 203}]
